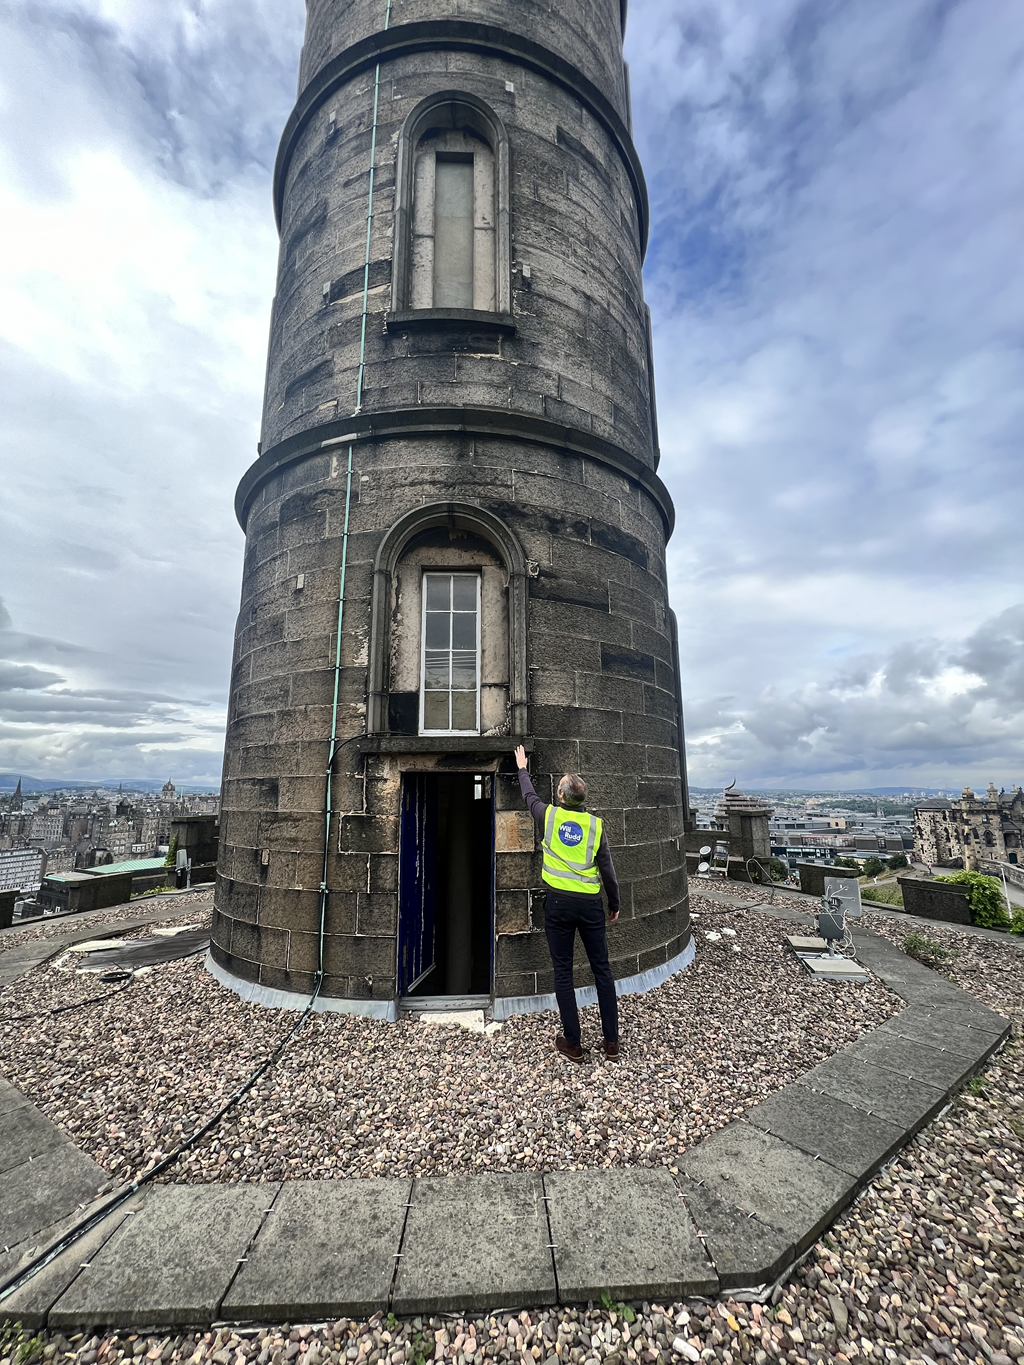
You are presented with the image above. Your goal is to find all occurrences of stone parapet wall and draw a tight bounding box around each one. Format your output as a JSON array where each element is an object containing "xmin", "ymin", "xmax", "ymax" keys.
[{"xmin": 896, "ymin": 876, "xmax": 972, "ymax": 925}]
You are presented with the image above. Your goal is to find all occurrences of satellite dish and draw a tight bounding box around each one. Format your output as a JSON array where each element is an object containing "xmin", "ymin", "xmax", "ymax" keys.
[{"xmin": 699, "ymin": 845, "xmax": 712, "ymax": 856}]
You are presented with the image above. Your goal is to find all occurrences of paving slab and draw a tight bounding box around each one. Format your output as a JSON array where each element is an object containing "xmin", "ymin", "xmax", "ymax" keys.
[
  {"xmin": 743, "ymin": 1083, "xmax": 906, "ymax": 1178},
  {"xmin": 0, "ymin": 1103, "xmax": 74, "ymax": 1175},
  {"xmin": 0, "ymin": 1143, "xmax": 107, "ymax": 1251},
  {"xmin": 676, "ymin": 1178, "xmax": 795, "ymax": 1290},
  {"xmin": 877, "ymin": 1007, "xmax": 1009, "ymax": 1057},
  {"xmin": 392, "ymin": 1173, "xmax": 554, "ymax": 1315},
  {"xmin": 223, "ymin": 1179, "xmax": 410, "ymax": 1322},
  {"xmin": 799, "ymin": 955, "xmax": 871, "ymax": 982},
  {"xmin": 800, "ymin": 1050, "xmax": 947, "ymax": 1132},
  {"xmin": 544, "ymin": 1167, "xmax": 717, "ymax": 1303},
  {"xmin": 49, "ymin": 1183, "xmax": 277, "ymax": 1329},
  {"xmin": 677, "ymin": 1122, "xmax": 856, "ymax": 1256},
  {"xmin": 849, "ymin": 1027, "xmax": 996, "ymax": 1092},
  {"xmin": 0, "ymin": 1076, "xmax": 32, "ymax": 1116},
  {"xmin": 0, "ymin": 1197, "xmax": 143, "ymax": 1329}
]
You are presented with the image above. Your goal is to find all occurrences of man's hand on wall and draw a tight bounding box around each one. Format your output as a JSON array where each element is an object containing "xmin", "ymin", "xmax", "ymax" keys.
[{"xmin": 514, "ymin": 744, "xmax": 528, "ymax": 771}]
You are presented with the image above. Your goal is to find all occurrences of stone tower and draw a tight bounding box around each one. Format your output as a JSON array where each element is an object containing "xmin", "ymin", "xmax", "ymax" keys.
[{"xmin": 210, "ymin": 0, "xmax": 692, "ymax": 1017}]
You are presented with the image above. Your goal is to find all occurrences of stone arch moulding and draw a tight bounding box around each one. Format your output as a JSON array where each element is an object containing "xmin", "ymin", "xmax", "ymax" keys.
[
  {"xmin": 390, "ymin": 90, "xmax": 511, "ymax": 320},
  {"xmin": 367, "ymin": 501, "xmax": 529, "ymax": 738}
]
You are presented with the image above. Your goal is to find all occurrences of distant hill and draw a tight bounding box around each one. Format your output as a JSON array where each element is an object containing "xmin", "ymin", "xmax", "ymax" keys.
[{"xmin": 0, "ymin": 773, "xmax": 219, "ymax": 794}]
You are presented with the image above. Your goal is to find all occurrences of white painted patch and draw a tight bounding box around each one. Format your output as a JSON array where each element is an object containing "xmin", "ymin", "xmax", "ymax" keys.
[{"xmin": 417, "ymin": 1010, "xmax": 502, "ymax": 1036}]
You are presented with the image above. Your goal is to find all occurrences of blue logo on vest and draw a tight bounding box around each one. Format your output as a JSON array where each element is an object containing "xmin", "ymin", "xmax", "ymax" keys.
[{"xmin": 558, "ymin": 821, "xmax": 584, "ymax": 847}]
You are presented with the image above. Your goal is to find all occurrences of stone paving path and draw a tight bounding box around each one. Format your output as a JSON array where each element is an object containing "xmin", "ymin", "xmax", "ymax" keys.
[{"xmin": 0, "ymin": 904, "xmax": 1012, "ymax": 1329}]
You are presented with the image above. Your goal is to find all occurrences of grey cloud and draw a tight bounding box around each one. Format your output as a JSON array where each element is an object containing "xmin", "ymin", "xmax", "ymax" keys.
[
  {"xmin": 686, "ymin": 605, "xmax": 1024, "ymax": 787},
  {"xmin": 0, "ymin": 662, "xmax": 65, "ymax": 691}
]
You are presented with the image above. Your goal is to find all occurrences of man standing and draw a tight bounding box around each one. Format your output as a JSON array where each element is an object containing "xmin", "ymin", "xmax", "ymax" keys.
[{"xmin": 513, "ymin": 744, "xmax": 620, "ymax": 1062}]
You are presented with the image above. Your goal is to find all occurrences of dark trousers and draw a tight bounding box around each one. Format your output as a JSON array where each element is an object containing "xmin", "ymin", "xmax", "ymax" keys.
[{"xmin": 543, "ymin": 890, "xmax": 619, "ymax": 1046}]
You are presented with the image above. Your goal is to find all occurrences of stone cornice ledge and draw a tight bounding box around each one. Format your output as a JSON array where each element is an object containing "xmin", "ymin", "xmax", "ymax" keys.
[
  {"xmin": 236, "ymin": 406, "xmax": 675, "ymax": 538},
  {"xmin": 274, "ymin": 20, "xmax": 650, "ymax": 259}
]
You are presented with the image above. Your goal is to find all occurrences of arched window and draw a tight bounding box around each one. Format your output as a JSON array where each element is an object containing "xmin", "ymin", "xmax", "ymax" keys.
[
  {"xmin": 391, "ymin": 92, "xmax": 511, "ymax": 321},
  {"xmin": 367, "ymin": 503, "xmax": 529, "ymax": 737}
]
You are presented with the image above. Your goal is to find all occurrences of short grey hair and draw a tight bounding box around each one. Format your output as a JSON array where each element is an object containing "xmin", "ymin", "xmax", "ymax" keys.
[{"xmin": 557, "ymin": 774, "xmax": 587, "ymax": 807}]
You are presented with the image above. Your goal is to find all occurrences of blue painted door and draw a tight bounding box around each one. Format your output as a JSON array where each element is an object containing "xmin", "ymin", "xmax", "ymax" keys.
[{"xmin": 398, "ymin": 774, "xmax": 437, "ymax": 994}]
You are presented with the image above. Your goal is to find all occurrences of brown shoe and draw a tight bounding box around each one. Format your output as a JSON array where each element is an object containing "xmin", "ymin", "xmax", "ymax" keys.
[
  {"xmin": 601, "ymin": 1038, "xmax": 620, "ymax": 1060},
  {"xmin": 555, "ymin": 1034, "xmax": 585, "ymax": 1063}
]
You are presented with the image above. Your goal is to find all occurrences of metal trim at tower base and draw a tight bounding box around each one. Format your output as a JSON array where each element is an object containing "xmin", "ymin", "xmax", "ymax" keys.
[
  {"xmin": 491, "ymin": 936, "xmax": 696, "ymax": 1021},
  {"xmin": 204, "ymin": 938, "xmax": 695, "ymax": 1024},
  {"xmin": 205, "ymin": 951, "xmax": 400, "ymax": 1021}
]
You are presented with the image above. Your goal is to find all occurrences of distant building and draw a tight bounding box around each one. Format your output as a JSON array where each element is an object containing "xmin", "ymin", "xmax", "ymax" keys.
[
  {"xmin": 914, "ymin": 784, "xmax": 1024, "ymax": 869},
  {"xmin": 161, "ymin": 779, "xmax": 176, "ymax": 802},
  {"xmin": 30, "ymin": 809, "xmax": 64, "ymax": 844},
  {"xmin": 0, "ymin": 847, "xmax": 45, "ymax": 892},
  {"xmin": 714, "ymin": 787, "xmax": 774, "ymax": 866}
]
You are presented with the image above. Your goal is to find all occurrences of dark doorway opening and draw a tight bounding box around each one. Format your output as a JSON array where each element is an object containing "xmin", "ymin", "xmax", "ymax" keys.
[{"xmin": 398, "ymin": 772, "xmax": 494, "ymax": 997}]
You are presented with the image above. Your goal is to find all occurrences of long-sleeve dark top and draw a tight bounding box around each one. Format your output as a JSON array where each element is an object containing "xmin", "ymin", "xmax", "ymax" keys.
[{"xmin": 518, "ymin": 769, "xmax": 620, "ymax": 916}]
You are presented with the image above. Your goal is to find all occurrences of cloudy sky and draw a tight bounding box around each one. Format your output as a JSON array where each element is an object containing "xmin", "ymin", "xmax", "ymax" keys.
[{"xmin": 1, "ymin": 0, "xmax": 1022, "ymax": 792}]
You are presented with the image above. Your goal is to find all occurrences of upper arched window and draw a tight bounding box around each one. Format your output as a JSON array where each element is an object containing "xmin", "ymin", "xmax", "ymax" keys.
[{"xmin": 391, "ymin": 93, "xmax": 511, "ymax": 322}]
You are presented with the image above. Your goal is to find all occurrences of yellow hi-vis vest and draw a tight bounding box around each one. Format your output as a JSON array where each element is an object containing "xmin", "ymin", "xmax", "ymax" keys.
[{"xmin": 542, "ymin": 807, "xmax": 603, "ymax": 894}]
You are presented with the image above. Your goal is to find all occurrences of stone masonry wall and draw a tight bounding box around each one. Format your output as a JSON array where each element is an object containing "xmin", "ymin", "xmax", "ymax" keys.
[
  {"xmin": 264, "ymin": 47, "xmax": 652, "ymax": 466},
  {"xmin": 213, "ymin": 431, "xmax": 687, "ymax": 1002},
  {"xmin": 211, "ymin": 0, "xmax": 690, "ymax": 1005}
]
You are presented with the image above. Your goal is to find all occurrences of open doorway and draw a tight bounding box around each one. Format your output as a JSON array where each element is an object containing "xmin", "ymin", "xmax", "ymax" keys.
[{"xmin": 398, "ymin": 772, "xmax": 494, "ymax": 998}]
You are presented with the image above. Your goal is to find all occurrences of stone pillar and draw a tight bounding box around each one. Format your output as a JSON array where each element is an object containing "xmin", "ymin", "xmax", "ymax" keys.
[{"xmin": 211, "ymin": 0, "xmax": 692, "ymax": 1013}]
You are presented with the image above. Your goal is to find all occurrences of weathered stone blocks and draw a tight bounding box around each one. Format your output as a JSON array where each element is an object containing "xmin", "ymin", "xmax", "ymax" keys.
[{"xmin": 211, "ymin": 0, "xmax": 689, "ymax": 1008}]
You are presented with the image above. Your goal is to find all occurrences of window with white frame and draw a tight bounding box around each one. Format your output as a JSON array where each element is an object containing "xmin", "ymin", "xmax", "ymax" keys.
[{"xmin": 420, "ymin": 572, "xmax": 480, "ymax": 734}]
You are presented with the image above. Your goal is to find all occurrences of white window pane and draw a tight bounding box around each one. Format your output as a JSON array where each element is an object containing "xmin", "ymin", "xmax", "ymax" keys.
[
  {"xmin": 423, "ymin": 691, "xmax": 449, "ymax": 730},
  {"xmin": 433, "ymin": 159, "xmax": 474, "ymax": 308},
  {"xmin": 451, "ymin": 613, "xmax": 475, "ymax": 650},
  {"xmin": 423, "ymin": 650, "xmax": 449, "ymax": 688},
  {"xmin": 451, "ymin": 691, "xmax": 477, "ymax": 731},
  {"xmin": 425, "ymin": 612, "xmax": 450, "ymax": 649},
  {"xmin": 452, "ymin": 575, "xmax": 476, "ymax": 610},
  {"xmin": 451, "ymin": 649, "xmax": 476, "ymax": 688},
  {"xmin": 425, "ymin": 575, "xmax": 450, "ymax": 609}
]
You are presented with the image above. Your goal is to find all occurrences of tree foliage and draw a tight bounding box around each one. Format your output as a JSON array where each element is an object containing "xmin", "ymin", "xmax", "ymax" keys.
[{"xmin": 935, "ymin": 870, "xmax": 1010, "ymax": 929}]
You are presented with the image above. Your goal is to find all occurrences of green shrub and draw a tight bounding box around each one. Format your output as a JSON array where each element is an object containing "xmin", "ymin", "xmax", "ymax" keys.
[
  {"xmin": 934, "ymin": 871, "xmax": 1010, "ymax": 929},
  {"xmin": 832, "ymin": 856, "xmax": 861, "ymax": 871},
  {"xmin": 862, "ymin": 856, "xmax": 887, "ymax": 877},
  {"xmin": 861, "ymin": 883, "xmax": 904, "ymax": 907},
  {"xmin": 903, "ymin": 932, "xmax": 955, "ymax": 968},
  {"xmin": 888, "ymin": 852, "xmax": 909, "ymax": 870},
  {"xmin": 164, "ymin": 834, "xmax": 179, "ymax": 868},
  {"xmin": 1009, "ymin": 907, "xmax": 1024, "ymax": 936}
]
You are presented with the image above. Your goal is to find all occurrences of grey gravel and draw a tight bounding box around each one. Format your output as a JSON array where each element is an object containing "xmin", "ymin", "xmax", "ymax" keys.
[
  {"xmin": 0, "ymin": 892, "xmax": 214, "ymax": 955},
  {"xmin": 2, "ymin": 909, "xmax": 1021, "ymax": 1360},
  {"xmin": 0, "ymin": 897, "xmax": 897, "ymax": 1184}
]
